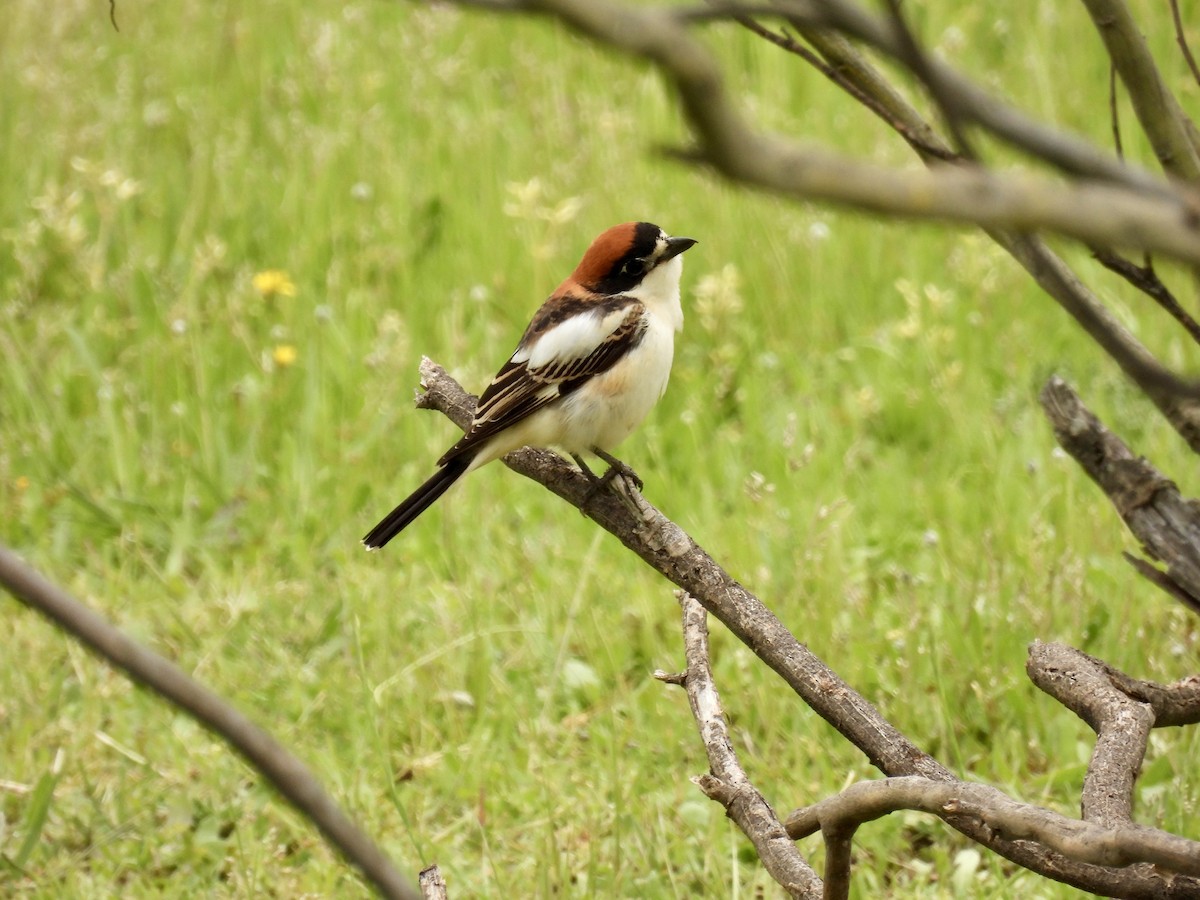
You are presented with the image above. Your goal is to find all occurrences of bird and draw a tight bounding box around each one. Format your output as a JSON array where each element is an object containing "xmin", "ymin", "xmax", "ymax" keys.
[{"xmin": 362, "ymin": 221, "xmax": 697, "ymax": 550}]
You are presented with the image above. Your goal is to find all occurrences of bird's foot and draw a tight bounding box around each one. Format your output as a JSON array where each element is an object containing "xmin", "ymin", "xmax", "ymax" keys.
[
  {"xmin": 572, "ymin": 450, "xmax": 644, "ymax": 515},
  {"xmin": 576, "ymin": 449, "xmax": 643, "ymax": 492},
  {"xmin": 593, "ymin": 448, "xmax": 643, "ymax": 492}
]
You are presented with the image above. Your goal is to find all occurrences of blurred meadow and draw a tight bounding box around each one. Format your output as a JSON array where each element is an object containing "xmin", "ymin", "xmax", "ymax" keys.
[{"xmin": 2, "ymin": 0, "xmax": 1199, "ymax": 896}]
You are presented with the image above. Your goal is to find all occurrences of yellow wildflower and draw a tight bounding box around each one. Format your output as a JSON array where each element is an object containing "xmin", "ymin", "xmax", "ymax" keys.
[
  {"xmin": 272, "ymin": 344, "xmax": 298, "ymax": 367},
  {"xmin": 252, "ymin": 270, "xmax": 297, "ymax": 298},
  {"xmin": 14, "ymin": 476, "xmax": 30, "ymax": 492}
]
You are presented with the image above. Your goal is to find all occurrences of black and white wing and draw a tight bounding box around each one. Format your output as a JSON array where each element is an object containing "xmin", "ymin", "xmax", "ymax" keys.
[{"xmin": 437, "ymin": 295, "xmax": 647, "ymax": 465}]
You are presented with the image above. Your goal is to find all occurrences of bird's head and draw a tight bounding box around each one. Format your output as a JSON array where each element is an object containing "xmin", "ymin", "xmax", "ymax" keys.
[{"xmin": 567, "ymin": 222, "xmax": 697, "ymax": 305}]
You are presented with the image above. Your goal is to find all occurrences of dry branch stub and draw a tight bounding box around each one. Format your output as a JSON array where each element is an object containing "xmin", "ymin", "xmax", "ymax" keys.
[{"xmin": 1040, "ymin": 376, "xmax": 1200, "ymax": 611}]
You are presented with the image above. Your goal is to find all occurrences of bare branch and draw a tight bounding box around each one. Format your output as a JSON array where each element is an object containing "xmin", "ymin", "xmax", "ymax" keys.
[
  {"xmin": 1027, "ymin": 641, "xmax": 1153, "ymax": 826},
  {"xmin": 766, "ymin": 0, "xmax": 1171, "ymax": 194},
  {"xmin": 476, "ymin": 1, "xmax": 1200, "ymax": 265},
  {"xmin": 993, "ymin": 207, "xmax": 1200, "ymax": 415},
  {"xmin": 671, "ymin": 592, "xmax": 822, "ymax": 897},
  {"xmin": 1081, "ymin": 0, "xmax": 1200, "ymax": 182},
  {"xmin": 786, "ymin": 776, "xmax": 1200, "ymax": 876},
  {"xmin": 0, "ymin": 546, "xmax": 421, "ymax": 900},
  {"xmin": 820, "ymin": 820, "xmax": 854, "ymax": 900},
  {"xmin": 880, "ymin": 0, "xmax": 977, "ymax": 159},
  {"xmin": 763, "ymin": 16, "xmax": 1200, "ymax": 429},
  {"xmin": 1087, "ymin": 644, "xmax": 1200, "ymax": 726},
  {"xmin": 1040, "ymin": 376, "xmax": 1200, "ymax": 610},
  {"xmin": 414, "ymin": 359, "xmax": 944, "ymax": 779},
  {"xmin": 1125, "ymin": 551, "xmax": 1200, "ymax": 615},
  {"xmin": 413, "ymin": 360, "xmax": 1194, "ymax": 897}
]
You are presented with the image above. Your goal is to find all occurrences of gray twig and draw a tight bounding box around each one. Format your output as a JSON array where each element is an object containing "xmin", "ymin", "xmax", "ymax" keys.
[{"xmin": 665, "ymin": 592, "xmax": 822, "ymax": 897}]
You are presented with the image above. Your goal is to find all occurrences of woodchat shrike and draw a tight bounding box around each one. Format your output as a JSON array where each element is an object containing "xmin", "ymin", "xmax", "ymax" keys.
[{"xmin": 363, "ymin": 221, "xmax": 696, "ymax": 549}]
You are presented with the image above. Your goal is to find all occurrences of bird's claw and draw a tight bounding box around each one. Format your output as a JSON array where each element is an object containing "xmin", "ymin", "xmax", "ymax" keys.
[
  {"xmin": 572, "ymin": 451, "xmax": 644, "ymax": 513},
  {"xmin": 600, "ymin": 459, "xmax": 643, "ymax": 493}
]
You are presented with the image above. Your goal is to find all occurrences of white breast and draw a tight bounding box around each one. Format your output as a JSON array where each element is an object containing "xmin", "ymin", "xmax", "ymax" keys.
[
  {"xmin": 559, "ymin": 312, "xmax": 675, "ymax": 452},
  {"xmin": 626, "ymin": 254, "xmax": 684, "ymax": 332}
]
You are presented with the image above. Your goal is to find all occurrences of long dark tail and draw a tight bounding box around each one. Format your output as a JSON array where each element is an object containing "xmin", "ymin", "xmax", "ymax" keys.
[{"xmin": 362, "ymin": 455, "xmax": 471, "ymax": 549}]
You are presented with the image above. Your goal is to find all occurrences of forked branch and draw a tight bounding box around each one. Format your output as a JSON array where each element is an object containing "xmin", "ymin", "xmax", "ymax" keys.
[
  {"xmin": 656, "ymin": 592, "xmax": 821, "ymax": 898},
  {"xmin": 786, "ymin": 776, "xmax": 1200, "ymax": 877},
  {"xmin": 659, "ymin": 590, "xmax": 1200, "ymax": 896}
]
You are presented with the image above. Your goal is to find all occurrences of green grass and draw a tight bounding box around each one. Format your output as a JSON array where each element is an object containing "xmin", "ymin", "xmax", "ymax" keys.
[{"xmin": 3, "ymin": 1, "xmax": 1199, "ymax": 896}]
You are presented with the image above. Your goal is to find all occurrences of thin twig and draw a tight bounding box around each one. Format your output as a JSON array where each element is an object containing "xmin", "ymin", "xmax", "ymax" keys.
[
  {"xmin": 1110, "ymin": 63, "xmax": 1124, "ymax": 160},
  {"xmin": 774, "ymin": 23, "xmax": 956, "ymax": 163},
  {"xmin": 0, "ymin": 546, "xmax": 420, "ymax": 900},
  {"xmin": 1006, "ymin": 235, "xmax": 1200, "ymax": 437},
  {"xmin": 1080, "ymin": 0, "xmax": 1200, "ymax": 182},
  {"xmin": 652, "ymin": 669, "xmax": 687, "ymax": 686},
  {"xmin": 1095, "ymin": 57, "xmax": 1197, "ymax": 351},
  {"xmin": 1124, "ymin": 552, "xmax": 1200, "ymax": 615},
  {"xmin": 671, "ymin": 592, "xmax": 821, "ymax": 897},
  {"xmin": 732, "ymin": 16, "xmax": 958, "ymax": 162},
  {"xmin": 1091, "ymin": 248, "xmax": 1200, "ymax": 346},
  {"xmin": 881, "ymin": 0, "xmax": 977, "ymax": 160},
  {"xmin": 1169, "ymin": 0, "xmax": 1200, "ymax": 89}
]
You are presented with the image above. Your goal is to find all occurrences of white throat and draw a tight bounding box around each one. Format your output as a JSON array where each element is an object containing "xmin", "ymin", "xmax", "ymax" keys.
[{"xmin": 624, "ymin": 254, "xmax": 685, "ymax": 332}]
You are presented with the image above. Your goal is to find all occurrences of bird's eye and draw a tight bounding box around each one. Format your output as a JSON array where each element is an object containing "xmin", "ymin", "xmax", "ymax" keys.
[{"xmin": 622, "ymin": 258, "xmax": 646, "ymax": 278}]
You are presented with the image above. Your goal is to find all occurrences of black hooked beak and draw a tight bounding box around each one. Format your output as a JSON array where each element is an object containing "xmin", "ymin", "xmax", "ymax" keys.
[{"xmin": 661, "ymin": 236, "xmax": 698, "ymax": 261}]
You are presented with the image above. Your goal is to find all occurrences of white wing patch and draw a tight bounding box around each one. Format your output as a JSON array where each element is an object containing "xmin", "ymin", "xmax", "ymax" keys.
[
  {"xmin": 437, "ymin": 300, "xmax": 647, "ymax": 466},
  {"xmin": 522, "ymin": 305, "xmax": 632, "ymax": 371}
]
